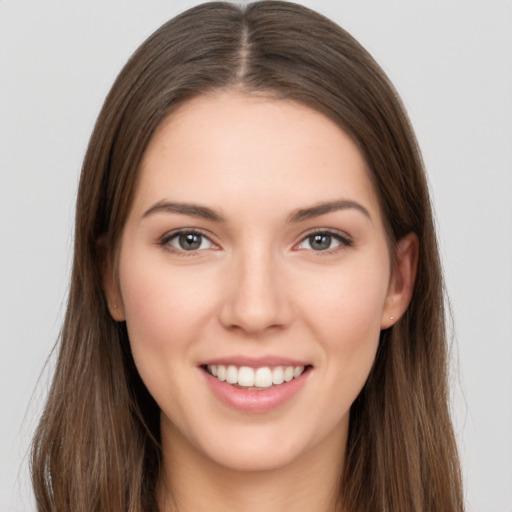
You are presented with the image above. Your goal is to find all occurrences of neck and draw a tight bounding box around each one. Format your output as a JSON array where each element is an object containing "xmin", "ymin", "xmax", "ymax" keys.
[{"xmin": 157, "ymin": 423, "xmax": 346, "ymax": 512}]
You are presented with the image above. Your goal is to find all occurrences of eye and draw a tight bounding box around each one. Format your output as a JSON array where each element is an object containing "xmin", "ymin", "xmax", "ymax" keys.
[
  {"xmin": 296, "ymin": 230, "xmax": 352, "ymax": 252},
  {"xmin": 161, "ymin": 230, "xmax": 217, "ymax": 253}
]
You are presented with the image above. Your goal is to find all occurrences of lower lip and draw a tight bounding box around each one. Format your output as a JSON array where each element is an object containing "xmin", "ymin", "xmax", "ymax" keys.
[{"xmin": 201, "ymin": 367, "xmax": 311, "ymax": 413}]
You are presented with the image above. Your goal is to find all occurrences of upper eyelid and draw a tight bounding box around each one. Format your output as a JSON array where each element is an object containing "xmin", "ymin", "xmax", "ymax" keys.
[
  {"xmin": 297, "ymin": 227, "xmax": 352, "ymax": 242},
  {"xmin": 161, "ymin": 227, "xmax": 215, "ymax": 242}
]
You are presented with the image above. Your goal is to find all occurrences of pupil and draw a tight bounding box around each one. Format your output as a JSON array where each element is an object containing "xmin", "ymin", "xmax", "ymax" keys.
[
  {"xmin": 180, "ymin": 233, "xmax": 201, "ymax": 250},
  {"xmin": 310, "ymin": 233, "xmax": 331, "ymax": 250}
]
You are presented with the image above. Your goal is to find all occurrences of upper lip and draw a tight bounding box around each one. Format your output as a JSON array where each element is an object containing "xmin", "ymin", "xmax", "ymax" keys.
[{"xmin": 198, "ymin": 355, "xmax": 311, "ymax": 368}]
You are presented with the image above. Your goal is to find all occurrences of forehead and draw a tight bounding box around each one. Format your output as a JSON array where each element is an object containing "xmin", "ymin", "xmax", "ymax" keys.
[{"xmin": 132, "ymin": 91, "xmax": 382, "ymax": 223}]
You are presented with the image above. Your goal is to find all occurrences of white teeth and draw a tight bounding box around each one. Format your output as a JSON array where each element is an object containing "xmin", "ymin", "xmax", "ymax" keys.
[
  {"xmin": 206, "ymin": 364, "xmax": 306, "ymax": 388},
  {"xmin": 283, "ymin": 366, "xmax": 294, "ymax": 382},
  {"xmin": 272, "ymin": 366, "xmax": 284, "ymax": 385},
  {"xmin": 237, "ymin": 366, "xmax": 255, "ymax": 387},
  {"xmin": 217, "ymin": 365, "xmax": 226, "ymax": 381},
  {"xmin": 254, "ymin": 367, "xmax": 273, "ymax": 388},
  {"xmin": 226, "ymin": 365, "xmax": 238, "ymax": 384}
]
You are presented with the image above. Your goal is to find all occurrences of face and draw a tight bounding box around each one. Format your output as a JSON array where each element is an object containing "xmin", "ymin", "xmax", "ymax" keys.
[{"xmin": 105, "ymin": 92, "xmax": 416, "ymax": 474}]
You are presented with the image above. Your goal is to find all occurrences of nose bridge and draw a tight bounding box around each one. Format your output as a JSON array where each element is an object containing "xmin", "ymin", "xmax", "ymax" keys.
[{"xmin": 219, "ymin": 241, "xmax": 291, "ymax": 334}]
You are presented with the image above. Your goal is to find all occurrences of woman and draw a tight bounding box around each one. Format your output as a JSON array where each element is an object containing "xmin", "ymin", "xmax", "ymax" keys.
[{"xmin": 31, "ymin": 1, "xmax": 464, "ymax": 511}]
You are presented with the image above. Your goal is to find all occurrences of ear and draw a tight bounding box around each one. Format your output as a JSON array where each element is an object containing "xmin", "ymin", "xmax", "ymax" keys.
[
  {"xmin": 102, "ymin": 254, "xmax": 126, "ymax": 322},
  {"xmin": 380, "ymin": 233, "xmax": 419, "ymax": 329}
]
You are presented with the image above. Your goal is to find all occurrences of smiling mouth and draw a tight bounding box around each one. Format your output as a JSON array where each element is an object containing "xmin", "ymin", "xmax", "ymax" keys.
[{"xmin": 203, "ymin": 364, "xmax": 311, "ymax": 389}]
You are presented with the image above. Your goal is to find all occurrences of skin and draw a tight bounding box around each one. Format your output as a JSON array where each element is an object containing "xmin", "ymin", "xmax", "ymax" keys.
[{"xmin": 104, "ymin": 91, "xmax": 417, "ymax": 512}]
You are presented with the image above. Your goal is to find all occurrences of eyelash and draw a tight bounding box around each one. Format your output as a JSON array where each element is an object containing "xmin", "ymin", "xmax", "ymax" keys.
[
  {"xmin": 158, "ymin": 228, "xmax": 353, "ymax": 256},
  {"xmin": 159, "ymin": 229, "xmax": 217, "ymax": 256},
  {"xmin": 295, "ymin": 228, "xmax": 353, "ymax": 255}
]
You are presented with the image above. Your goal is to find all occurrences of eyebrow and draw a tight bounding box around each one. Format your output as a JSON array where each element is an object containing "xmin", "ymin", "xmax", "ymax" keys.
[
  {"xmin": 142, "ymin": 198, "xmax": 371, "ymax": 223},
  {"xmin": 142, "ymin": 200, "xmax": 225, "ymax": 222},
  {"xmin": 287, "ymin": 199, "xmax": 372, "ymax": 223}
]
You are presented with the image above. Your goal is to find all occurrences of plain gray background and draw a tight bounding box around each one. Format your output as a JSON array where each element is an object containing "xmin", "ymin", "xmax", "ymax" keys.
[{"xmin": 1, "ymin": 1, "xmax": 511, "ymax": 511}]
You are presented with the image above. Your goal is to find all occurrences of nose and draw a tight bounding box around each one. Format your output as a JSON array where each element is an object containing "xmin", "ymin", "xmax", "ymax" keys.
[{"xmin": 218, "ymin": 248, "xmax": 293, "ymax": 336}]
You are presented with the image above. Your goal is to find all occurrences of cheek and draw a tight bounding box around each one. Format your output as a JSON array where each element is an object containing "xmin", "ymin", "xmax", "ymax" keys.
[
  {"xmin": 116, "ymin": 247, "xmax": 219, "ymax": 395},
  {"xmin": 303, "ymin": 259, "xmax": 389, "ymax": 344},
  {"xmin": 299, "ymin": 257, "xmax": 389, "ymax": 395},
  {"xmin": 119, "ymin": 248, "xmax": 213, "ymax": 340},
  {"xmin": 117, "ymin": 250, "xmax": 223, "ymax": 433}
]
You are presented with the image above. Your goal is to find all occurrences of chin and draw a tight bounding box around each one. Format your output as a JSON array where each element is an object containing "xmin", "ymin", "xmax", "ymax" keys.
[
  {"xmin": 189, "ymin": 414, "xmax": 343, "ymax": 474},
  {"xmin": 203, "ymin": 439, "xmax": 306, "ymax": 473}
]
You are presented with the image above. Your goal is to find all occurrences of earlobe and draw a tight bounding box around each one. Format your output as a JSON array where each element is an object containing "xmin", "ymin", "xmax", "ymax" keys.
[
  {"xmin": 102, "ymin": 256, "xmax": 126, "ymax": 322},
  {"xmin": 381, "ymin": 233, "xmax": 419, "ymax": 329}
]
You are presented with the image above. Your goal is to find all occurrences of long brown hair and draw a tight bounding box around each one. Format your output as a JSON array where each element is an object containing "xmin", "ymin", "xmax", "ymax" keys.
[{"xmin": 31, "ymin": 2, "xmax": 464, "ymax": 511}]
